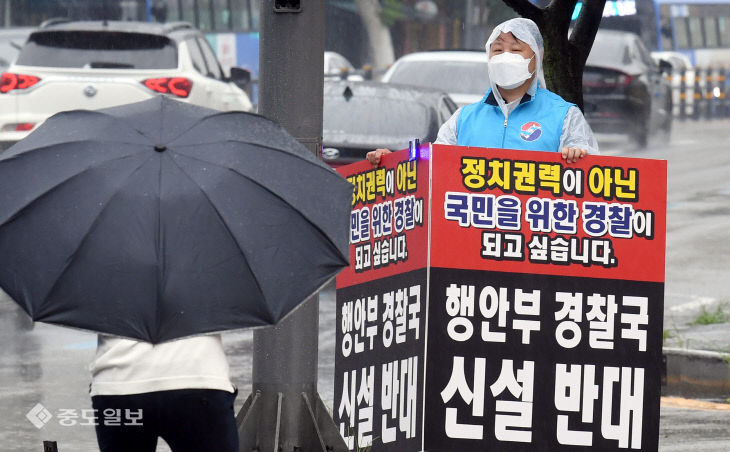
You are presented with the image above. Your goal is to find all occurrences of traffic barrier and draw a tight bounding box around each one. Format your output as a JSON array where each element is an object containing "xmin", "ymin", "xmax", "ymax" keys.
[
  {"xmin": 710, "ymin": 67, "xmax": 725, "ymax": 119},
  {"xmin": 693, "ymin": 67, "xmax": 705, "ymax": 120},
  {"xmin": 676, "ymin": 68, "xmax": 688, "ymax": 120},
  {"xmin": 719, "ymin": 66, "xmax": 730, "ymax": 118},
  {"xmin": 705, "ymin": 67, "xmax": 720, "ymax": 119},
  {"xmin": 670, "ymin": 66, "xmax": 730, "ymax": 120},
  {"xmin": 682, "ymin": 67, "xmax": 699, "ymax": 119}
]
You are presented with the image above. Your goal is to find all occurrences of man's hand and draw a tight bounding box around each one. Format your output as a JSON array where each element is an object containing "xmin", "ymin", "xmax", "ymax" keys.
[
  {"xmin": 561, "ymin": 147, "xmax": 587, "ymax": 164},
  {"xmin": 366, "ymin": 148, "xmax": 392, "ymax": 167}
]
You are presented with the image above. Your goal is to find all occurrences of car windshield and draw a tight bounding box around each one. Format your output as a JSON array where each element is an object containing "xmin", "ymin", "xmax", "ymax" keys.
[
  {"xmin": 324, "ymin": 92, "xmax": 433, "ymax": 142},
  {"xmin": 15, "ymin": 31, "xmax": 178, "ymax": 69},
  {"xmin": 587, "ymin": 36, "xmax": 627, "ymax": 67},
  {"xmin": 386, "ymin": 60, "xmax": 489, "ymax": 95}
]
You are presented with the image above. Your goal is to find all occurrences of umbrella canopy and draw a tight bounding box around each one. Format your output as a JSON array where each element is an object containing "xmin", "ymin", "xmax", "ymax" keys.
[{"xmin": 0, "ymin": 96, "xmax": 352, "ymax": 343}]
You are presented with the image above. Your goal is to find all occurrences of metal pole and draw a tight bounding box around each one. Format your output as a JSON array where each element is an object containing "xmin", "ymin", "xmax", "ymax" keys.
[
  {"xmin": 2, "ymin": 0, "xmax": 8, "ymax": 28},
  {"xmin": 193, "ymin": 0, "xmax": 200, "ymax": 28},
  {"xmin": 227, "ymin": 0, "xmax": 233, "ymax": 29},
  {"xmin": 237, "ymin": 1, "xmax": 347, "ymax": 451},
  {"xmin": 464, "ymin": 0, "xmax": 474, "ymax": 49}
]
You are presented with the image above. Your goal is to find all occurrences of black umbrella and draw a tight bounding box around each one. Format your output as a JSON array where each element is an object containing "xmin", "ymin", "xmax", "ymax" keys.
[{"xmin": 0, "ymin": 96, "xmax": 352, "ymax": 343}]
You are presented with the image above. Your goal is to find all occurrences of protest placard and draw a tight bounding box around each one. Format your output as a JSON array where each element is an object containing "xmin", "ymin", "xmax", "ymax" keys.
[{"xmin": 335, "ymin": 144, "xmax": 666, "ymax": 451}]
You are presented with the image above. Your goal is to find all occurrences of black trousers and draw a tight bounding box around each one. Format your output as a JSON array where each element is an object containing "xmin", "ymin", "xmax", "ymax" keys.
[{"xmin": 91, "ymin": 388, "xmax": 238, "ymax": 452}]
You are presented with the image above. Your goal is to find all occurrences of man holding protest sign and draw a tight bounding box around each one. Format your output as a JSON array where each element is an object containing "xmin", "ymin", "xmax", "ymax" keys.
[{"xmin": 367, "ymin": 18, "xmax": 599, "ymax": 166}]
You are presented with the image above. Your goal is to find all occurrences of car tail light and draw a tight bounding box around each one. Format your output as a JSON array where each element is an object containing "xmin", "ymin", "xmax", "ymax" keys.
[
  {"xmin": 0, "ymin": 73, "xmax": 41, "ymax": 93},
  {"xmin": 607, "ymin": 74, "xmax": 633, "ymax": 86},
  {"xmin": 142, "ymin": 77, "xmax": 193, "ymax": 98},
  {"xmin": 1, "ymin": 123, "xmax": 36, "ymax": 132},
  {"xmin": 583, "ymin": 72, "xmax": 633, "ymax": 88},
  {"xmin": 15, "ymin": 123, "xmax": 35, "ymax": 131}
]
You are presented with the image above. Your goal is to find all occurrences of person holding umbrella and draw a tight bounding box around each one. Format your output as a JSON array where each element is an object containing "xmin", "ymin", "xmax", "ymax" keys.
[
  {"xmin": 89, "ymin": 335, "xmax": 238, "ymax": 451},
  {"xmin": 367, "ymin": 18, "xmax": 599, "ymax": 166},
  {"xmin": 0, "ymin": 97, "xmax": 353, "ymax": 451}
]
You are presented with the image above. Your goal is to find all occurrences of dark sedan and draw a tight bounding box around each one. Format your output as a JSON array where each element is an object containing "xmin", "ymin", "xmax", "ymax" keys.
[
  {"xmin": 583, "ymin": 29, "xmax": 672, "ymax": 148},
  {"xmin": 322, "ymin": 80, "xmax": 457, "ymax": 166}
]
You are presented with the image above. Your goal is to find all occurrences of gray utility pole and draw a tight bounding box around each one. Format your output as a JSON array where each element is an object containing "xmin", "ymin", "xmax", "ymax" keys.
[{"xmin": 236, "ymin": 1, "xmax": 348, "ymax": 451}]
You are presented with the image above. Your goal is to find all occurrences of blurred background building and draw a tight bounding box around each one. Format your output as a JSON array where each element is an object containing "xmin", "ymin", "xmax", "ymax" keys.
[
  {"xmin": 0, "ymin": 0, "xmax": 518, "ymax": 71},
  {"xmin": 3, "ymin": 1, "xmax": 729, "ymax": 87}
]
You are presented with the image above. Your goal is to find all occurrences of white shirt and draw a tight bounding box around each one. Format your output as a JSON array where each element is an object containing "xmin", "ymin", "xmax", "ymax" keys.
[{"xmin": 89, "ymin": 334, "xmax": 234, "ymax": 396}]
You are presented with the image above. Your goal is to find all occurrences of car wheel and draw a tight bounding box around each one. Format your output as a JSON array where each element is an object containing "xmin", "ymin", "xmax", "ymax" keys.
[
  {"xmin": 662, "ymin": 96, "xmax": 673, "ymax": 136},
  {"xmin": 631, "ymin": 118, "xmax": 649, "ymax": 149}
]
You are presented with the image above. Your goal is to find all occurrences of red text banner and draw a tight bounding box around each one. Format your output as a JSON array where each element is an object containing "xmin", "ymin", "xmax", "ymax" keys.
[
  {"xmin": 430, "ymin": 145, "xmax": 667, "ymax": 282},
  {"xmin": 336, "ymin": 148, "xmax": 430, "ymax": 288}
]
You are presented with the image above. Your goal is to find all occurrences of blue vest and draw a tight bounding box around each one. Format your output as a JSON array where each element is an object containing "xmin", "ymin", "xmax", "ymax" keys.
[{"xmin": 457, "ymin": 87, "xmax": 574, "ymax": 152}]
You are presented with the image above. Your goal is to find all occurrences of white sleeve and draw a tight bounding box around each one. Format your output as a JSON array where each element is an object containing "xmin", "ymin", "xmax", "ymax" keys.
[
  {"xmin": 434, "ymin": 107, "xmax": 462, "ymax": 145},
  {"xmin": 559, "ymin": 106, "xmax": 600, "ymax": 154}
]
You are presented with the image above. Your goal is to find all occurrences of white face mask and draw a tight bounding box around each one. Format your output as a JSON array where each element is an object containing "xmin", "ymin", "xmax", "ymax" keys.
[{"xmin": 488, "ymin": 52, "xmax": 535, "ymax": 90}]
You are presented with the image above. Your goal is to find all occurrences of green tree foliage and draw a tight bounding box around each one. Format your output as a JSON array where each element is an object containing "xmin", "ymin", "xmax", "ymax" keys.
[{"xmin": 380, "ymin": 0, "xmax": 407, "ymax": 26}]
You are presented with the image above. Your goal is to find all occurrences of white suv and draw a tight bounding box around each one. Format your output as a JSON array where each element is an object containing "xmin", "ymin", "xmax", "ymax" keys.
[
  {"xmin": 0, "ymin": 20, "xmax": 253, "ymax": 150},
  {"xmin": 381, "ymin": 50, "xmax": 489, "ymax": 107}
]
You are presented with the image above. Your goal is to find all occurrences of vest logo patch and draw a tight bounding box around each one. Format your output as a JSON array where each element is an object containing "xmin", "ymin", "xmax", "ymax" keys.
[{"xmin": 520, "ymin": 121, "xmax": 542, "ymax": 142}]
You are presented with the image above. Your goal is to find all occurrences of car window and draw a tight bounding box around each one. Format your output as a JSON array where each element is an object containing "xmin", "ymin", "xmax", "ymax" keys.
[
  {"xmin": 625, "ymin": 41, "xmax": 638, "ymax": 64},
  {"xmin": 197, "ymin": 37, "xmax": 223, "ymax": 79},
  {"xmin": 15, "ymin": 31, "xmax": 177, "ymax": 69},
  {"xmin": 386, "ymin": 60, "xmax": 489, "ymax": 95},
  {"xmin": 331, "ymin": 55, "xmax": 351, "ymax": 72},
  {"xmin": 439, "ymin": 96, "xmax": 458, "ymax": 122},
  {"xmin": 633, "ymin": 38, "xmax": 654, "ymax": 67},
  {"xmin": 185, "ymin": 37, "xmax": 208, "ymax": 75},
  {"xmin": 325, "ymin": 55, "xmax": 339, "ymax": 72},
  {"xmin": 587, "ymin": 36, "xmax": 631, "ymax": 67},
  {"xmin": 334, "ymin": 55, "xmax": 348, "ymax": 70},
  {"xmin": 323, "ymin": 93, "xmax": 432, "ymax": 139}
]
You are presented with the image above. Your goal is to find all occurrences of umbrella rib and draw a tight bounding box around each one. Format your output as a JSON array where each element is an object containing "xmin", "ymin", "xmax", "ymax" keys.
[
  {"xmin": 166, "ymin": 110, "xmax": 268, "ymax": 145},
  {"xmin": 155, "ymin": 148, "xmax": 164, "ymax": 340},
  {"xmin": 162, "ymin": 154, "xmax": 275, "ymax": 323},
  {"xmin": 0, "ymin": 138, "xmax": 147, "ymax": 164},
  {"xmin": 36, "ymin": 154, "xmax": 157, "ymax": 314},
  {"xmin": 0, "ymin": 147, "xmax": 149, "ymax": 228},
  {"xmin": 0, "ymin": 110, "xmax": 152, "ymax": 161},
  {"xmin": 171, "ymin": 151, "xmax": 347, "ymax": 264}
]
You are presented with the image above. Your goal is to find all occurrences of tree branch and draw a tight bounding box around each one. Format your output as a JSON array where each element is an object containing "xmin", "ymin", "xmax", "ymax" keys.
[
  {"xmin": 501, "ymin": 0, "xmax": 544, "ymax": 24},
  {"xmin": 570, "ymin": 0, "xmax": 607, "ymax": 63},
  {"xmin": 542, "ymin": 0, "xmax": 579, "ymax": 39}
]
